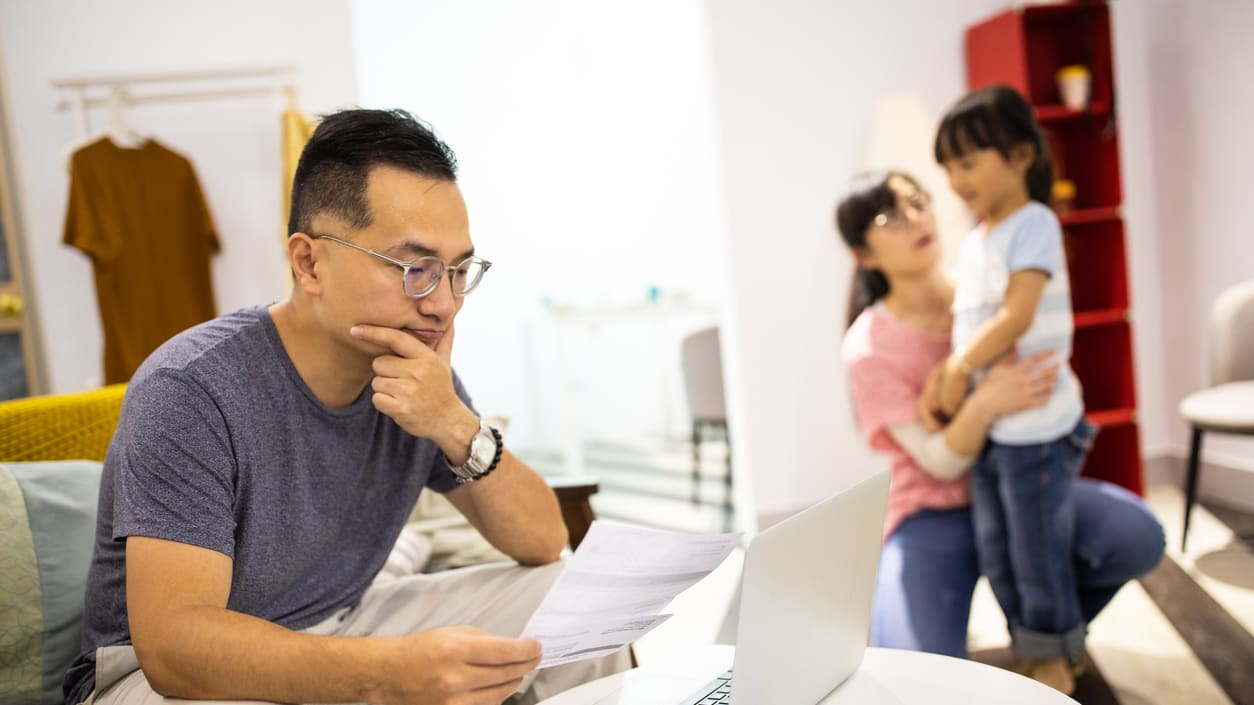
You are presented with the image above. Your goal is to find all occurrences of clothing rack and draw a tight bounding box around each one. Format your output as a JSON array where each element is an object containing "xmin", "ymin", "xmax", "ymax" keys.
[{"xmin": 51, "ymin": 65, "xmax": 299, "ymax": 140}]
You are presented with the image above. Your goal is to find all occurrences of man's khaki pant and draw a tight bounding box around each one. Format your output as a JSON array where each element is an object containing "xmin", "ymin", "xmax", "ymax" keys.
[{"xmin": 86, "ymin": 560, "xmax": 629, "ymax": 705}]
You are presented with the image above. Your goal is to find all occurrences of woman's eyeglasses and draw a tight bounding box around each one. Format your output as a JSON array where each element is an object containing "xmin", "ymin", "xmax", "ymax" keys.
[{"xmin": 873, "ymin": 193, "xmax": 933, "ymax": 230}]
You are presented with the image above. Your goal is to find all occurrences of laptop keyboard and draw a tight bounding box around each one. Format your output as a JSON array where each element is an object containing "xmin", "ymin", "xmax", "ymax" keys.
[{"xmin": 679, "ymin": 670, "xmax": 733, "ymax": 705}]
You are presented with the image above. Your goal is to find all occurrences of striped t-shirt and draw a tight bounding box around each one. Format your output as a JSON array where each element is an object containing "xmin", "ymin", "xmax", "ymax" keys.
[{"xmin": 952, "ymin": 201, "xmax": 1084, "ymax": 445}]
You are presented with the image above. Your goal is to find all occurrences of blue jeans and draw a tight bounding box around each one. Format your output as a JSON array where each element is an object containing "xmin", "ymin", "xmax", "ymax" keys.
[
  {"xmin": 970, "ymin": 419, "xmax": 1097, "ymax": 659},
  {"xmin": 870, "ymin": 476, "xmax": 1163, "ymax": 658}
]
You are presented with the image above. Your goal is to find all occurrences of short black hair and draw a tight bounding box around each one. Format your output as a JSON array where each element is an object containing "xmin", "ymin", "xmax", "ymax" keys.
[{"xmin": 288, "ymin": 108, "xmax": 459, "ymax": 237}]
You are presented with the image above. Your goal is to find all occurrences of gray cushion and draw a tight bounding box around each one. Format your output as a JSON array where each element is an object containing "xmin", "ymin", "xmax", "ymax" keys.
[{"xmin": 0, "ymin": 462, "xmax": 102, "ymax": 705}]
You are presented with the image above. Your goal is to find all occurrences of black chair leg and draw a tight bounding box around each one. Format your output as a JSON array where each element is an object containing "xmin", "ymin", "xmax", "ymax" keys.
[
  {"xmin": 692, "ymin": 419, "xmax": 702, "ymax": 506},
  {"xmin": 1182, "ymin": 426, "xmax": 1204, "ymax": 553}
]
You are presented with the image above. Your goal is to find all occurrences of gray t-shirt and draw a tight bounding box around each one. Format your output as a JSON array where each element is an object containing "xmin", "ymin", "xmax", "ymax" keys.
[{"xmin": 64, "ymin": 305, "xmax": 470, "ymax": 704}]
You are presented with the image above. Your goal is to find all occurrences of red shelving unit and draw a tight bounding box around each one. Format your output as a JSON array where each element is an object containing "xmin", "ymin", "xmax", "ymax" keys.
[{"xmin": 966, "ymin": 1, "xmax": 1143, "ymax": 495}]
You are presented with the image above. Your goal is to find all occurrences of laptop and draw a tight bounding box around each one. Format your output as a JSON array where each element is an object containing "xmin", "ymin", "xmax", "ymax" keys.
[{"xmin": 592, "ymin": 469, "xmax": 890, "ymax": 705}]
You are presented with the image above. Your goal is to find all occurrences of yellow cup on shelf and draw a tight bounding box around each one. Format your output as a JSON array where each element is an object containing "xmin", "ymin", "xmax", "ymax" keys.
[{"xmin": 1056, "ymin": 65, "xmax": 1092, "ymax": 110}]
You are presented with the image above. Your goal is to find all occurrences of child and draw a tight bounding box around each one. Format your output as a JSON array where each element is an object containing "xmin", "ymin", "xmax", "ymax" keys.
[{"xmin": 926, "ymin": 85, "xmax": 1096, "ymax": 695}]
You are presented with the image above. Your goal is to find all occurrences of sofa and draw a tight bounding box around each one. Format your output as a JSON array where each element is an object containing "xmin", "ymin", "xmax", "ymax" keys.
[{"xmin": 0, "ymin": 385, "xmax": 598, "ymax": 705}]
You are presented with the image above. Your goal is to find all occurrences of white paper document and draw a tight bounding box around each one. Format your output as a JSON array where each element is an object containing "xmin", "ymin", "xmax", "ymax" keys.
[{"xmin": 522, "ymin": 521, "xmax": 742, "ymax": 668}]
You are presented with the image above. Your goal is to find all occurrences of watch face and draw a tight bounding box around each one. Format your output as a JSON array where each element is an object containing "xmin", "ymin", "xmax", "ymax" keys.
[{"xmin": 470, "ymin": 428, "xmax": 496, "ymax": 464}]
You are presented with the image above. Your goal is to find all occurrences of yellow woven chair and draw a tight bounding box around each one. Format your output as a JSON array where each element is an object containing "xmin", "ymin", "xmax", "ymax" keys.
[
  {"xmin": 0, "ymin": 385, "xmax": 127, "ymax": 462},
  {"xmin": 1, "ymin": 387, "xmax": 123, "ymax": 705}
]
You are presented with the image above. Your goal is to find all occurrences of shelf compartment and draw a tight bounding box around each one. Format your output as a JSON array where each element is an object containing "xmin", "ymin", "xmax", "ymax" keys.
[
  {"xmin": 1022, "ymin": 4, "xmax": 1115, "ymax": 109},
  {"xmin": 1063, "ymin": 219, "xmax": 1129, "ymax": 314},
  {"xmin": 1044, "ymin": 120, "xmax": 1123, "ymax": 210},
  {"xmin": 1071, "ymin": 320, "xmax": 1137, "ymax": 411},
  {"xmin": 966, "ymin": 4, "xmax": 1114, "ymax": 109}
]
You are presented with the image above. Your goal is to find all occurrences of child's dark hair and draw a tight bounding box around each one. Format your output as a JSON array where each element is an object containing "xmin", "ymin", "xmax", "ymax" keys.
[
  {"xmin": 934, "ymin": 85, "xmax": 1054, "ymax": 206},
  {"xmin": 835, "ymin": 171, "xmax": 928, "ymax": 328}
]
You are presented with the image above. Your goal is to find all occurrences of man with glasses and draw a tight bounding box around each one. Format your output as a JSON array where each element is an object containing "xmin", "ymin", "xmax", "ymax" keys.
[{"xmin": 67, "ymin": 109, "xmax": 628, "ymax": 705}]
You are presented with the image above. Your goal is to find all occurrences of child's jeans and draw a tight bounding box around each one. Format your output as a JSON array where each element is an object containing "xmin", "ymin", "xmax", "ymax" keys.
[{"xmin": 971, "ymin": 418, "xmax": 1098, "ymax": 659}]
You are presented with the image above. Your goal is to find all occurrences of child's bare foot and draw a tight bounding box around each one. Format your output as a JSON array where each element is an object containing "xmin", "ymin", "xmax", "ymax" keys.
[{"xmin": 1030, "ymin": 656, "xmax": 1076, "ymax": 695}]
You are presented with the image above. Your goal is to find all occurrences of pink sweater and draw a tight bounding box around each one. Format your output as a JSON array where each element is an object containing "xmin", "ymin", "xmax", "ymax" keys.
[{"xmin": 842, "ymin": 305, "xmax": 971, "ymax": 538}]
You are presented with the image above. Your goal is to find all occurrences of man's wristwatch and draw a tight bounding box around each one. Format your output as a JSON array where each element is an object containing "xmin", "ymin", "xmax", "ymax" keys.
[{"xmin": 447, "ymin": 419, "xmax": 503, "ymax": 485}]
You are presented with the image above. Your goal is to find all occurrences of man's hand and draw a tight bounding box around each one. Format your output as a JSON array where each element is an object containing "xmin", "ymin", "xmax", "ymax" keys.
[
  {"xmin": 350, "ymin": 323, "xmax": 478, "ymax": 460},
  {"xmin": 373, "ymin": 627, "xmax": 542, "ymax": 705},
  {"xmin": 352, "ymin": 323, "xmax": 568, "ymax": 563}
]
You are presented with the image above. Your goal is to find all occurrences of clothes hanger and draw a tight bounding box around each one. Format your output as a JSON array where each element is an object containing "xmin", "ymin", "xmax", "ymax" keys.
[
  {"xmin": 104, "ymin": 85, "xmax": 149, "ymax": 149},
  {"xmin": 63, "ymin": 85, "xmax": 151, "ymax": 171}
]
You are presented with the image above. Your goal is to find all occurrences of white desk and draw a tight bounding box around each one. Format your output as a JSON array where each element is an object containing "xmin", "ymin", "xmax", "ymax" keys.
[{"xmin": 538, "ymin": 646, "xmax": 1078, "ymax": 705}]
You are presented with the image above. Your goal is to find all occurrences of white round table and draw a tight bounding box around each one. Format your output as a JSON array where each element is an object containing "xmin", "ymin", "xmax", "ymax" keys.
[{"xmin": 538, "ymin": 645, "xmax": 1078, "ymax": 705}]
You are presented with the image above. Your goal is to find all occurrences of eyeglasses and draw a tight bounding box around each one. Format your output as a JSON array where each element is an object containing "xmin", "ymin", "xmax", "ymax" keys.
[
  {"xmin": 314, "ymin": 235, "xmax": 492, "ymax": 299},
  {"xmin": 873, "ymin": 193, "xmax": 933, "ymax": 230}
]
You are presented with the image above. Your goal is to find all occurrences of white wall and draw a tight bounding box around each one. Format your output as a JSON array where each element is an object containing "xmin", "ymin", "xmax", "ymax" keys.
[
  {"xmin": 349, "ymin": 0, "xmax": 733, "ymax": 460},
  {"xmin": 1121, "ymin": 0, "xmax": 1254, "ymax": 469},
  {"xmin": 0, "ymin": 0, "xmax": 358, "ymax": 393},
  {"xmin": 1106, "ymin": 2, "xmax": 1172, "ymax": 463},
  {"xmin": 702, "ymin": 0, "xmax": 1008, "ymax": 519}
]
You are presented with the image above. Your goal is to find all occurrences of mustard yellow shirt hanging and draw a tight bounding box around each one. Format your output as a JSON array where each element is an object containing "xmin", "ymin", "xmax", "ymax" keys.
[
  {"xmin": 63, "ymin": 138, "xmax": 220, "ymax": 384},
  {"xmin": 281, "ymin": 104, "xmax": 314, "ymax": 238}
]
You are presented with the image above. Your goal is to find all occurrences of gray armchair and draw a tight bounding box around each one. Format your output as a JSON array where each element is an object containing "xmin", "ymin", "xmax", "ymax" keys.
[{"xmin": 1178, "ymin": 278, "xmax": 1254, "ymax": 551}]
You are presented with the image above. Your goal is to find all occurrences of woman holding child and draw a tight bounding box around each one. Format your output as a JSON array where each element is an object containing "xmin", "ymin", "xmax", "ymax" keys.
[{"xmin": 837, "ymin": 85, "xmax": 1164, "ymax": 695}]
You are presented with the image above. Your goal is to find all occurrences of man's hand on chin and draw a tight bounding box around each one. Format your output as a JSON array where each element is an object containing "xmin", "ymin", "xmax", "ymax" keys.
[{"xmin": 350, "ymin": 323, "xmax": 476, "ymax": 457}]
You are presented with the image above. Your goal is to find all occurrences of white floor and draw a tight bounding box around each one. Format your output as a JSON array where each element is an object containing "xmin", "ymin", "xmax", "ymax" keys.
[{"xmin": 631, "ymin": 482, "xmax": 1254, "ymax": 705}]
